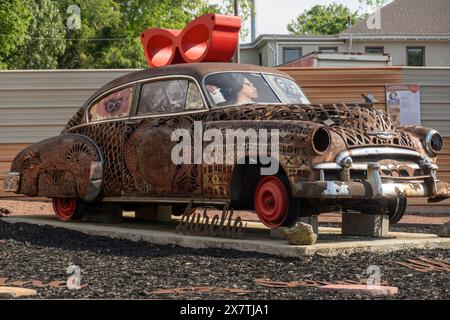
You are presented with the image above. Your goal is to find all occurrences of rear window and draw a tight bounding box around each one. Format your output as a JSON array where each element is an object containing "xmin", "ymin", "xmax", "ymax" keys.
[{"xmin": 89, "ymin": 87, "xmax": 133, "ymax": 122}]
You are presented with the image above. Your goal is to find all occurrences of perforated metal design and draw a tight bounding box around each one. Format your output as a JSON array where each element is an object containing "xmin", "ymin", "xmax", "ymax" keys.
[
  {"xmin": 72, "ymin": 122, "xmax": 125, "ymax": 196},
  {"xmin": 207, "ymin": 103, "xmax": 417, "ymax": 149}
]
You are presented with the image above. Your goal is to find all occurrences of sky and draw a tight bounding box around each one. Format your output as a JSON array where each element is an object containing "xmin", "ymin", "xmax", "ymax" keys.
[{"xmin": 209, "ymin": 0, "xmax": 384, "ymax": 43}]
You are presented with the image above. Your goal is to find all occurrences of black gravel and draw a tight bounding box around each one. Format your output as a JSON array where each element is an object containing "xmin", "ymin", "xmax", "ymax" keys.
[{"xmin": 0, "ymin": 220, "xmax": 448, "ymax": 300}]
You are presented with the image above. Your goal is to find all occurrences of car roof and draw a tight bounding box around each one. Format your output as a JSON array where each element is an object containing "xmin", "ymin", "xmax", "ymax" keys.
[{"xmin": 83, "ymin": 63, "xmax": 291, "ymax": 108}]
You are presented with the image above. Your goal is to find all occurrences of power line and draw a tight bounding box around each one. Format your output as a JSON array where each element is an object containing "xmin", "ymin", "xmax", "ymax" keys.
[{"xmin": 0, "ymin": 34, "xmax": 140, "ymax": 42}]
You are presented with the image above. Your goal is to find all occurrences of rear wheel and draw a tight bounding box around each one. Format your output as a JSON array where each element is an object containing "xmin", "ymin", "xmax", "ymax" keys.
[
  {"xmin": 387, "ymin": 197, "xmax": 407, "ymax": 224},
  {"xmin": 52, "ymin": 198, "xmax": 84, "ymax": 221},
  {"xmin": 254, "ymin": 175, "xmax": 299, "ymax": 228}
]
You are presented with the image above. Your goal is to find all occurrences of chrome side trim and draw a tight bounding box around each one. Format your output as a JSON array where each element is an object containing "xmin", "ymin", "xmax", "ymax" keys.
[{"xmin": 103, "ymin": 197, "xmax": 228, "ymax": 205}]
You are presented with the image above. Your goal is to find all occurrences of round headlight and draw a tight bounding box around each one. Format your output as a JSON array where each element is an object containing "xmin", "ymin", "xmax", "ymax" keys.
[
  {"xmin": 425, "ymin": 130, "xmax": 443, "ymax": 157},
  {"xmin": 312, "ymin": 127, "xmax": 331, "ymax": 154}
]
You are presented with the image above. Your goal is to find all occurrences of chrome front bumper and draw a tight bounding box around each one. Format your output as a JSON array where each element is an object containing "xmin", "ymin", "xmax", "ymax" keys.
[
  {"xmin": 294, "ymin": 162, "xmax": 450, "ymax": 200},
  {"xmin": 3, "ymin": 172, "xmax": 20, "ymax": 193},
  {"xmin": 293, "ymin": 180, "xmax": 450, "ymax": 199}
]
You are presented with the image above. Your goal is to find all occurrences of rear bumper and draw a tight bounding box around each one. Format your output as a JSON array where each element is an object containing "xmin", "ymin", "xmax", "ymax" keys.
[{"xmin": 3, "ymin": 172, "xmax": 20, "ymax": 193}]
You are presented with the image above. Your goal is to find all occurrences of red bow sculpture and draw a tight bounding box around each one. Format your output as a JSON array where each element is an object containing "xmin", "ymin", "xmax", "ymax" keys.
[{"xmin": 140, "ymin": 13, "xmax": 241, "ymax": 68}]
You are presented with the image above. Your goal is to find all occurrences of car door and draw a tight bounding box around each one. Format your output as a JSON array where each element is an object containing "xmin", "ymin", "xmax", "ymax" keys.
[{"xmin": 122, "ymin": 77, "xmax": 207, "ymax": 198}]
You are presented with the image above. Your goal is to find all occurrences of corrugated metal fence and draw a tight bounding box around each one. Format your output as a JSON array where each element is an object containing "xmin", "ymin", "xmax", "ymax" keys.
[{"xmin": 1, "ymin": 67, "xmax": 450, "ymax": 206}]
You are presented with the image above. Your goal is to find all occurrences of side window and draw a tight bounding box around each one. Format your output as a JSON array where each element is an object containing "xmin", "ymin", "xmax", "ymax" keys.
[
  {"xmin": 137, "ymin": 79, "xmax": 189, "ymax": 115},
  {"xmin": 185, "ymin": 82, "xmax": 205, "ymax": 110},
  {"xmin": 89, "ymin": 87, "xmax": 133, "ymax": 122}
]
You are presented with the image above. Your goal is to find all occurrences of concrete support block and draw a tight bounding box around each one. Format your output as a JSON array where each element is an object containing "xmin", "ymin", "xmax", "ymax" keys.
[
  {"xmin": 135, "ymin": 205, "xmax": 172, "ymax": 222},
  {"xmin": 82, "ymin": 207, "xmax": 123, "ymax": 223},
  {"xmin": 271, "ymin": 216, "xmax": 319, "ymax": 239},
  {"xmin": 342, "ymin": 213, "xmax": 389, "ymax": 238}
]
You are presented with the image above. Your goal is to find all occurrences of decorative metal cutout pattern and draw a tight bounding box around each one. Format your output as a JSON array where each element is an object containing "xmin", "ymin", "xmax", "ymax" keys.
[
  {"xmin": 207, "ymin": 103, "xmax": 417, "ymax": 149},
  {"xmin": 72, "ymin": 122, "xmax": 125, "ymax": 196},
  {"xmin": 10, "ymin": 135, "xmax": 101, "ymax": 198},
  {"xmin": 58, "ymin": 102, "xmax": 419, "ymax": 199}
]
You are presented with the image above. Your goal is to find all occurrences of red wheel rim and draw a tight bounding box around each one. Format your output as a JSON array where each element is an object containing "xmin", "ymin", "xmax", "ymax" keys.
[
  {"xmin": 254, "ymin": 176, "xmax": 289, "ymax": 228},
  {"xmin": 52, "ymin": 198, "xmax": 77, "ymax": 221}
]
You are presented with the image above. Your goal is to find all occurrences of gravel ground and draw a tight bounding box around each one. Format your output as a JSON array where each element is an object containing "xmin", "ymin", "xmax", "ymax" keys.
[{"xmin": 0, "ymin": 220, "xmax": 449, "ymax": 300}]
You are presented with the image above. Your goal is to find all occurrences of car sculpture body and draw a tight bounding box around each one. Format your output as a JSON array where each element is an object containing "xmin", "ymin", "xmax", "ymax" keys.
[{"xmin": 4, "ymin": 63, "xmax": 449, "ymax": 227}]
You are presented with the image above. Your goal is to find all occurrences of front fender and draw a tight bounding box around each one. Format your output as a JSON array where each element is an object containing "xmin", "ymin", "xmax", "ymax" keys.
[
  {"xmin": 202, "ymin": 120, "xmax": 345, "ymax": 198},
  {"xmin": 9, "ymin": 134, "xmax": 103, "ymax": 201}
]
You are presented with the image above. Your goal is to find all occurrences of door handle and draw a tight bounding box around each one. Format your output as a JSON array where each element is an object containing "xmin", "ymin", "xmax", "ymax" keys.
[{"xmin": 125, "ymin": 119, "xmax": 142, "ymax": 126}]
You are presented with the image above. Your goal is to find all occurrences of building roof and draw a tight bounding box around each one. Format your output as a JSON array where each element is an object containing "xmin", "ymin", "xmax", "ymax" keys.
[
  {"xmin": 241, "ymin": 34, "xmax": 343, "ymax": 49},
  {"xmin": 341, "ymin": 0, "xmax": 450, "ymax": 38}
]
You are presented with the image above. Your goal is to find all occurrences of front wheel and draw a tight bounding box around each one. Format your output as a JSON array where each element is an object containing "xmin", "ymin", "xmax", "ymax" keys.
[
  {"xmin": 254, "ymin": 175, "xmax": 299, "ymax": 228},
  {"xmin": 52, "ymin": 198, "xmax": 84, "ymax": 221}
]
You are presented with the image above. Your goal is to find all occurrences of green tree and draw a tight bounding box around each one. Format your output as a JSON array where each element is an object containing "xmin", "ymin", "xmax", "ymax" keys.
[
  {"xmin": 12, "ymin": 0, "xmax": 66, "ymax": 69},
  {"xmin": 0, "ymin": 1, "xmax": 32, "ymax": 69},
  {"xmin": 359, "ymin": 0, "xmax": 390, "ymax": 8},
  {"xmin": 56, "ymin": 0, "xmax": 122, "ymax": 69},
  {"xmin": 287, "ymin": 3, "xmax": 361, "ymax": 35},
  {"xmin": 97, "ymin": 0, "xmax": 254, "ymax": 69}
]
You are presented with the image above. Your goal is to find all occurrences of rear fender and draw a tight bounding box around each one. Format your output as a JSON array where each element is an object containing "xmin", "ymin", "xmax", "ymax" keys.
[{"xmin": 10, "ymin": 134, "xmax": 103, "ymax": 201}]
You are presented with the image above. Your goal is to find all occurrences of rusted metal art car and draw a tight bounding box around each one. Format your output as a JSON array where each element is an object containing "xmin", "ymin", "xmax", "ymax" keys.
[{"xmin": 3, "ymin": 63, "xmax": 449, "ymax": 227}]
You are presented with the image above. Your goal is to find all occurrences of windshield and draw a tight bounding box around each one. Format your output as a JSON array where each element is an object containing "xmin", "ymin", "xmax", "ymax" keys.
[
  {"xmin": 263, "ymin": 74, "xmax": 310, "ymax": 104},
  {"xmin": 204, "ymin": 72, "xmax": 310, "ymax": 107}
]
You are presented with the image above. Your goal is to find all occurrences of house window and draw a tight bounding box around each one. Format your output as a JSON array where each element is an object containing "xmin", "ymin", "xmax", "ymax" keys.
[
  {"xmin": 283, "ymin": 47, "xmax": 302, "ymax": 64},
  {"xmin": 365, "ymin": 46, "xmax": 384, "ymax": 54},
  {"xmin": 319, "ymin": 47, "xmax": 338, "ymax": 53},
  {"xmin": 407, "ymin": 47, "xmax": 425, "ymax": 66},
  {"xmin": 259, "ymin": 53, "xmax": 263, "ymax": 66}
]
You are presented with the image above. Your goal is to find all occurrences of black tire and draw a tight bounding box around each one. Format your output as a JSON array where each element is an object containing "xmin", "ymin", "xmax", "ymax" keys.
[
  {"xmin": 278, "ymin": 175, "xmax": 301, "ymax": 228},
  {"xmin": 387, "ymin": 197, "xmax": 407, "ymax": 224}
]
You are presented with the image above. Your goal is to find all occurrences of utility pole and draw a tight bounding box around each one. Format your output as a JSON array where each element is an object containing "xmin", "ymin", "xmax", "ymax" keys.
[{"xmin": 234, "ymin": 0, "xmax": 240, "ymax": 63}]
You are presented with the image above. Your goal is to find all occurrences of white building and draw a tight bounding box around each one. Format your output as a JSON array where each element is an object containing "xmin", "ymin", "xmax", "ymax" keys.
[{"xmin": 241, "ymin": 0, "xmax": 450, "ymax": 67}]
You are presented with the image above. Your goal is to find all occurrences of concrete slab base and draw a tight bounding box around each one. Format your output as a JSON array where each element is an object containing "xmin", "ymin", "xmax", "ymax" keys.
[
  {"xmin": 342, "ymin": 213, "xmax": 389, "ymax": 238},
  {"xmin": 2, "ymin": 215, "xmax": 450, "ymax": 257}
]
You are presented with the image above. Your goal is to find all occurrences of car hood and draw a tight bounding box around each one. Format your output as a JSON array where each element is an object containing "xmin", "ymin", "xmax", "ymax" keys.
[{"xmin": 210, "ymin": 103, "xmax": 421, "ymax": 150}]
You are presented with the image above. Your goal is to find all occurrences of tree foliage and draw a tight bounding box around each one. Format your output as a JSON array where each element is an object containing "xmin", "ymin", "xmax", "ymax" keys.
[
  {"xmin": 0, "ymin": 0, "xmax": 253, "ymax": 70},
  {"xmin": 0, "ymin": 1, "xmax": 32, "ymax": 69},
  {"xmin": 12, "ymin": 0, "xmax": 66, "ymax": 69},
  {"xmin": 287, "ymin": 3, "xmax": 361, "ymax": 35}
]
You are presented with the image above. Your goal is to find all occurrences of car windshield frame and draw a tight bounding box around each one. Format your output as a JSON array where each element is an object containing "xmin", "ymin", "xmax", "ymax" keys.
[{"xmin": 202, "ymin": 71, "xmax": 310, "ymax": 108}]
